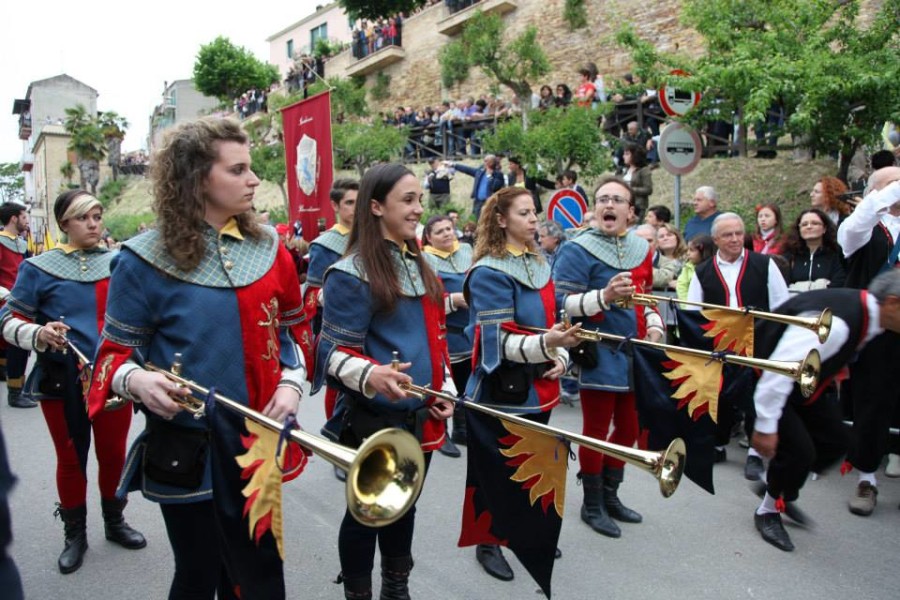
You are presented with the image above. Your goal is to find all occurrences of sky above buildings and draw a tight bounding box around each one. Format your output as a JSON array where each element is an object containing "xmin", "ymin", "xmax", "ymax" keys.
[{"xmin": 1, "ymin": 0, "xmax": 326, "ymax": 164}]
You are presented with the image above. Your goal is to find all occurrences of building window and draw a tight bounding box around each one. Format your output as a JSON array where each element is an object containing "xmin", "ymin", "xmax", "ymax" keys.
[
  {"xmin": 286, "ymin": 39, "xmax": 294, "ymax": 59},
  {"xmin": 310, "ymin": 24, "xmax": 327, "ymax": 50}
]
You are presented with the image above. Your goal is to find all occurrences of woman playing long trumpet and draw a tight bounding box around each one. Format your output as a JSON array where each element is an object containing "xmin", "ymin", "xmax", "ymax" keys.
[
  {"xmin": 552, "ymin": 176, "xmax": 664, "ymax": 539},
  {"xmin": 313, "ymin": 163, "xmax": 454, "ymax": 600},
  {"xmin": 0, "ymin": 190, "xmax": 145, "ymax": 574},
  {"xmin": 463, "ymin": 187, "xmax": 581, "ymax": 582},
  {"xmin": 86, "ymin": 118, "xmax": 309, "ymax": 600}
]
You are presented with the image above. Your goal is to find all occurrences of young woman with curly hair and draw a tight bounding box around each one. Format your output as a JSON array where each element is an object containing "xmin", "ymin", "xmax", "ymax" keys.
[
  {"xmin": 86, "ymin": 117, "xmax": 310, "ymax": 599},
  {"xmin": 464, "ymin": 186, "xmax": 580, "ymax": 582}
]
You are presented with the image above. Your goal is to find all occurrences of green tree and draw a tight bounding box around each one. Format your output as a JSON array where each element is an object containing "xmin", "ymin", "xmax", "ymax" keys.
[
  {"xmin": 333, "ymin": 121, "xmax": 407, "ymax": 176},
  {"xmin": 440, "ymin": 12, "xmax": 550, "ymax": 112},
  {"xmin": 480, "ymin": 107, "xmax": 611, "ymax": 178},
  {"xmin": 306, "ymin": 77, "xmax": 369, "ymax": 122},
  {"xmin": 98, "ymin": 111, "xmax": 129, "ymax": 181},
  {"xmin": 59, "ymin": 162, "xmax": 75, "ymax": 187},
  {"xmin": 251, "ymin": 143, "xmax": 289, "ymax": 208},
  {"xmin": 616, "ymin": 0, "xmax": 900, "ymax": 178},
  {"xmin": 193, "ymin": 36, "xmax": 280, "ymax": 103},
  {"xmin": 337, "ymin": 0, "xmax": 426, "ymax": 21},
  {"xmin": 0, "ymin": 163, "xmax": 25, "ymax": 203},
  {"xmin": 64, "ymin": 104, "xmax": 106, "ymax": 194}
]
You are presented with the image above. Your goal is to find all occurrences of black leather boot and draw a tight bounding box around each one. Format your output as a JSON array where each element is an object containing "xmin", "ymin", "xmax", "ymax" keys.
[
  {"xmin": 579, "ymin": 473, "xmax": 620, "ymax": 538},
  {"xmin": 450, "ymin": 404, "xmax": 467, "ymax": 445},
  {"xmin": 338, "ymin": 572, "xmax": 373, "ymax": 600},
  {"xmin": 380, "ymin": 555, "xmax": 413, "ymax": 600},
  {"xmin": 603, "ymin": 467, "xmax": 643, "ymax": 523},
  {"xmin": 101, "ymin": 498, "xmax": 147, "ymax": 549},
  {"xmin": 55, "ymin": 504, "xmax": 88, "ymax": 574},
  {"xmin": 475, "ymin": 544, "xmax": 513, "ymax": 581}
]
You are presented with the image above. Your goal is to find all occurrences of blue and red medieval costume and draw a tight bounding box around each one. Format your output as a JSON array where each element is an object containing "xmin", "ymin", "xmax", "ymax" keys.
[
  {"xmin": 314, "ymin": 241, "xmax": 454, "ymax": 593},
  {"xmin": 0, "ymin": 230, "xmax": 30, "ymax": 399},
  {"xmin": 552, "ymin": 228, "xmax": 662, "ymax": 536},
  {"xmin": 461, "ymin": 246, "xmax": 569, "ymax": 582},
  {"xmin": 423, "ymin": 240, "xmax": 473, "ymax": 444},
  {"xmin": 86, "ymin": 222, "xmax": 308, "ymax": 600},
  {"xmin": 0, "ymin": 243, "xmax": 144, "ymax": 570},
  {"xmin": 304, "ymin": 222, "xmax": 349, "ymax": 419}
]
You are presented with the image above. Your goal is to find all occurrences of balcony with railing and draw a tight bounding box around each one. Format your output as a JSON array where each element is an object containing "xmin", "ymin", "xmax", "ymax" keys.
[
  {"xmin": 13, "ymin": 99, "xmax": 32, "ymax": 140},
  {"xmin": 345, "ymin": 45, "xmax": 406, "ymax": 77}
]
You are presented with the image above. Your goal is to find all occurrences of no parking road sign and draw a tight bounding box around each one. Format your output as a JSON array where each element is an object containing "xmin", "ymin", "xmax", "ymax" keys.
[{"xmin": 547, "ymin": 189, "xmax": 588, "ymax": 230}]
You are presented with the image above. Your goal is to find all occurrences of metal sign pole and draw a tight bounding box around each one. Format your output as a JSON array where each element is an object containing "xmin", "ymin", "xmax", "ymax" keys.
[{"xmin": 674, "ymin": 174, "xmax": 681, "ymax": 228}]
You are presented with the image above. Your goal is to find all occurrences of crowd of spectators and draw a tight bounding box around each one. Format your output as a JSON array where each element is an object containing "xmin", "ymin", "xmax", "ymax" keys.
[
  {"xmin": 351, "ymin": 16, "xmax": 403, "ymax": 59},
  {"xmin": 234, "ymin": 88, "xmax": 269, "ymax": 120}
]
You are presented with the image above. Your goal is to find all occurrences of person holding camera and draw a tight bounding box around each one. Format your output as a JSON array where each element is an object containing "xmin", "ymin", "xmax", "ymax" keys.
[{"xmin": 423, "ymin": 158, "xmax": 454, "ymax": 210}]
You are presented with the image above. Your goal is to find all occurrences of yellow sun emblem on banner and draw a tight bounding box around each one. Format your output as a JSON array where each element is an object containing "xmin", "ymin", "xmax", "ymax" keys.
[
  {"xmin": 662, "ymin": 348, "xmax": 723, "ymax": 423},
  {"xmin": 498, "ymin": 421, "xmax": 568, "ymax": 518},
  {"xmin": 701, "ymin": 308, "xmax": 754, "ymax": 356},
  {"xmin": 235, "ymin": 419, "xmax": 288, "ymax": 559}
]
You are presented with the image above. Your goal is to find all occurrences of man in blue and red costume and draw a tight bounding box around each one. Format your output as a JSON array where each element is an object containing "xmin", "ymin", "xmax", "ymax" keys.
[
  {"xmin": 0, "ymin": 202, "xmax": 33, "ymax": 408},
  {"xmin": 750, "ymin": 270, "xmax": 900, "ymax": 551},
  {"xmin": 86, "ymin": 118, "xmax": 309, "ymax": 600},
  {"xmin": 304, "ymin": 178, "xmax": 358, "ymax": 482},
  {"xmin": 553, "ymin": 176, "xmax": 664, "ymax": 540}
]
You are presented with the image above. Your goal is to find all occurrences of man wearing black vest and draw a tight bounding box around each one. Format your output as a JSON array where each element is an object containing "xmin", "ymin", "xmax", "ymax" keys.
[
  {"xmin": 836, "ymin": 168, "xmax": 900, "ymax": 517},
  {"xmin": 687, "ymin": 212, "xmax": 790, "ymax": 479},
  {"xmin": 750, "ymin": 270, "xmax": 900, "ymax": 551}
]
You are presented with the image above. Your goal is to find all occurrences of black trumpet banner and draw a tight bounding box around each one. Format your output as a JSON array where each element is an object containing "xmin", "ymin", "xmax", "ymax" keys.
[
  {"xmin": 458, "ymin": 408, "xmax": 568, "ymax": 598},
  {"xmin": 632, "ymin": 344, "xmax": 718, "ymax": 494}
]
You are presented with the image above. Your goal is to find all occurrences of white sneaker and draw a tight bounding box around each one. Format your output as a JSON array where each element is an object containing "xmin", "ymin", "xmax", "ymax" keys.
[{"xmin": 886, "ymin": 454, "xmax": 900, "ymax": 478}]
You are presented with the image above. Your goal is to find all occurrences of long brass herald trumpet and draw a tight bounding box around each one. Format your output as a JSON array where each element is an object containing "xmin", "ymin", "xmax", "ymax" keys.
[
  {"xmin": 520, "ymin": 324, "xmax": 822, "ymax": 398},
  {"xmin": 106, "ymin": 356, "xmax": 426, "ymax": 527},
  {"xmin": 391, "ymin": 364, "xmax": 685, "ymax": 498},
  {"xmin": 618, "ymin": 293, "xmax": 833, "ymax": 344}
]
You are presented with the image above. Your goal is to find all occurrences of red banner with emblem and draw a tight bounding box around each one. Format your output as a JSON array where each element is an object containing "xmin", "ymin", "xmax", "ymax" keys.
[{"xmin": 281, "ymin": 91, "xmax": 334, "ymax": 242}]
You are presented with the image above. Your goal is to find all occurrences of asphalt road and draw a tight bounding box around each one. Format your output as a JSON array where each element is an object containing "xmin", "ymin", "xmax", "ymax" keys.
[{"xmin": 3, "ymin": 383, "xmax": 899, "ymax": 600}]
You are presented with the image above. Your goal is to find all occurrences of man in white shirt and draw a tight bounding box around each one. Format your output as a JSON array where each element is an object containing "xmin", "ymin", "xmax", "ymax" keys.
[{"xmin": 688, "ymin": 213, "xmax": 789, "ymax": 479}]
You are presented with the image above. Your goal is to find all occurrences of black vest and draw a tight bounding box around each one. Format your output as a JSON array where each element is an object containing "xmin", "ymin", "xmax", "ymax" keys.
[
  {"xmin": 845, "ymin": 224, "xmax": 893, "ymax": 289},
  {"xmin": 755, "ymin": 289, "xmax": 869, "ymax": 389},
  {"xmin": 695, "ymin": 250, "xmax": 771, "ymax": 310}
]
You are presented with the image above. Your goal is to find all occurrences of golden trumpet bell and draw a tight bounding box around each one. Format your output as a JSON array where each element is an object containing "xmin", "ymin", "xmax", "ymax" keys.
[{"xmin": 349, "ymin": 428, "xmax": 425, "ymax": 526}]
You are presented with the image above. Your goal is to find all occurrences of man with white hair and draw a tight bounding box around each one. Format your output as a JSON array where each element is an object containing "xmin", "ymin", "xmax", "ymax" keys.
[
  {"xmin": 837, "ymin": 167, "xmax": 900, "ymax": 517},
  {"xmin": 688, "ymin": 213, "xmax": 789, "ymax": 479},
  {"xmin": 683, "ymin": 186, "xmax": 722, "ymax": 242}
]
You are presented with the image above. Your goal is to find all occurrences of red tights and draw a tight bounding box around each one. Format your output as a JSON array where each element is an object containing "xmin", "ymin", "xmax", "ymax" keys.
[
  {"xmin": 578, "ymin": 390, "xmax": 638, "ymax": 474},
  {"xmin": 40, "ymin": 399, "xmax": 131, "ymax": 509}
]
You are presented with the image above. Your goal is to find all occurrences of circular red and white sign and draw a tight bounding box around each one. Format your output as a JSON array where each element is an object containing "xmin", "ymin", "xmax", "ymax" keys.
[
  {"xmin": 658, "ymin": 123, "xmax": 703, "ymax": 176},
  {"xmin": 658, "ymin": 69, "xmax": 701, "ymax": 118}
]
